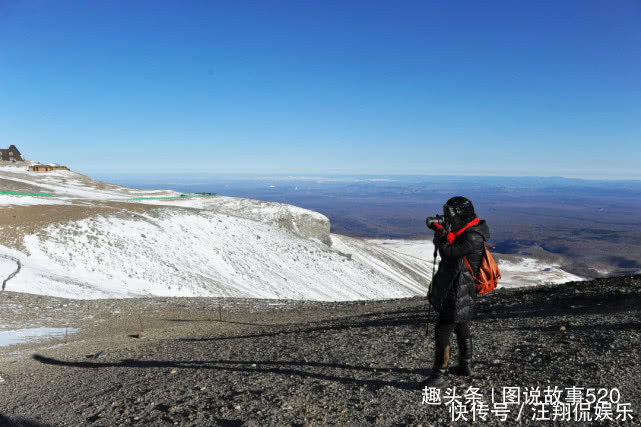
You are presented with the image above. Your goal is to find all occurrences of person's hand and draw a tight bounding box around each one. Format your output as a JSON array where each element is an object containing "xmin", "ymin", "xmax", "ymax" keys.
[{"xmin": 426, "ymin": 216, "xmax": 442, "ymax": 230}]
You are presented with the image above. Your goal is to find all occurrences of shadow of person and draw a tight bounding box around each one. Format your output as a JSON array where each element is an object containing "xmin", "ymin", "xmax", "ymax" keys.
[{"xmin": 32, "ymin": 354, "xmax": 422, "ymax": 391}]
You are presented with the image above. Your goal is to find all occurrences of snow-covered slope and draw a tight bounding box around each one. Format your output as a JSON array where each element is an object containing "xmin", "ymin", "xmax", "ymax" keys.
[
  {"xmin": 0, "ymin": 163, "xmax": 583, "ymax": 300},
  {"xmin": 0, "ymin": 164, "xmax": 177, "ymax": 201},
  {"xmin": 0, "ymin": 164, "xmax": 429, "ymax": 300},
  {"xmin": 2, "ymin": 209, "xmax": 429, "ymax": 299}
]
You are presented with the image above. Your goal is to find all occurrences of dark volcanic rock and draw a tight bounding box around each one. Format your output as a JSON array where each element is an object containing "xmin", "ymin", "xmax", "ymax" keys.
[{"xmin": 0, "ymin": 276, "xmax": 639, "ymax": 426}]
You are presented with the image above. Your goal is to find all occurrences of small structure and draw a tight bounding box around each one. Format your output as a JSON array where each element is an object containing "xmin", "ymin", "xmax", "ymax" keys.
[
  {"xmin": 28, "ymin": 164, "xmax": 70, "ymax": 173},
  {"xmin": 0, "ymin": 145, "xmax": 25, "ymax": 162}
]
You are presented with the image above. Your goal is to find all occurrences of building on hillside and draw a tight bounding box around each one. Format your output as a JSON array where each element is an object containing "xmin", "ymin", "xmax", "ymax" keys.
[
  {"xmin": 28, "ymin": 164, "xmax": 70, "ymax": 172},
  {"xmin": 0, "ymin": 145, "xmax": 25, "ymax": 162}
]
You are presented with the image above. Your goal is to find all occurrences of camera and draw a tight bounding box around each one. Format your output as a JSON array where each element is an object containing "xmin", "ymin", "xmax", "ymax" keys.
[{"xmin": 426, "ymin": 214, "xmax": 448, "ymax": 228}]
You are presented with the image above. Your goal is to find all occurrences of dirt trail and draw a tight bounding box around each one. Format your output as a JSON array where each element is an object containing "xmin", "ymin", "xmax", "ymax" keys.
[{"xmin": 0, "ymin": 254, "xmax": 20, "ymax": 295}]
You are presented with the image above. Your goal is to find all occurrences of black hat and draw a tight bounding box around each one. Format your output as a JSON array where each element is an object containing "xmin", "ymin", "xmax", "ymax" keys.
[{"xmin": 444, "ymin": 196, "xmax": 476, "ymax": 222}]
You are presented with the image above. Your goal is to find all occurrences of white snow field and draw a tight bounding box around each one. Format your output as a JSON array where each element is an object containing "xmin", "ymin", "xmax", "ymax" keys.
[
  {"xmin": 4, "ymin": 210, "xmax": 428, "ymax": 300},
  {"xmin": 369, "ymin": 239, "xmax": 583, "ymax": 289},
  {"xmin": 0, "ymin": 164, "xmax": 582, "ymax": 300},
  {"xmin": 0, "ymin": 194, "xmax": 69, "ymax": 207},
  {"xmin": 0, "ymin": 165, "xmax": 430, "ymax": 300}
]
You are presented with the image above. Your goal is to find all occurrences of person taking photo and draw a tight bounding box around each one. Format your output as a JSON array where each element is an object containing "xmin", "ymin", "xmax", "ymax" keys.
[{"xmin": 424, "ymin": 196, "xmax": 490, "ymax": 387}]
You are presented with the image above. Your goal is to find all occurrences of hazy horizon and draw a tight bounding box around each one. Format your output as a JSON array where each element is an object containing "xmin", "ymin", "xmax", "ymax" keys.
[{"xmin": 92, "ymin": 172, "xmax": 641, "ymax": 184}]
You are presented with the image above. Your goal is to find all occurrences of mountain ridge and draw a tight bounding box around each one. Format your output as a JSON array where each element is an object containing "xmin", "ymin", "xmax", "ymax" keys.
[
  {"xmin": 0, "ymin": 164, "xmax": 430, "ymax": 300},
  {"xmin": 1, "ymin": 164, "xmax": 581, "ymax": 300}
]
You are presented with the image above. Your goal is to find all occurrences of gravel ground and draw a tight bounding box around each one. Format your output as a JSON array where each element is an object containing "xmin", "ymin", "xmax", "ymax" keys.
[{"xmin": 0, "ymin": 276, "xmax": 639, "ymax": 426}]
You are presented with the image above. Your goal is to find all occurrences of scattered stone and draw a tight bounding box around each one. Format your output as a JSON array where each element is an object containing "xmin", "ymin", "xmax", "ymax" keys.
[
  {"xmin": 0, "ymin": 275, "xmax": 639, "ymax": 426},
  {"xmin": 85, "ymin": 351, "xmax": 106, "ymax": 359}
]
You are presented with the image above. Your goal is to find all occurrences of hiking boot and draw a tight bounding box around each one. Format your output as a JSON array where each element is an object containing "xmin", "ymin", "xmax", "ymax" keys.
[
  {"xmin": 425, "ymin": 343, "xmax": 450, "ymax": 388},
  {"xmin": 424, "ymin": 367, "xmax": 450, "ymax": 388},
  {"xmin": 450, "ymin": 337, "xmax": 474, "ymax": 376},
  {"xmin": 450, "ymin": 360, "xmax": 473, "ymax": 376}
]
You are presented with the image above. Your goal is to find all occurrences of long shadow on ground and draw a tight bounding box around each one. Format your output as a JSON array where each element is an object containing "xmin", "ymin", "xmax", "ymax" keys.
[
  {"xmin": 32, "ymin": 354, "xmax": 422, "ymax": 391},
  {"xmin": 173, "ymin": 307, "xmax": 431, "ymax": 343}
]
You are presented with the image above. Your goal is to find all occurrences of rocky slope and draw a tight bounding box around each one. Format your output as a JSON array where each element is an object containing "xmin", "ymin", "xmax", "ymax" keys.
[{"xmin": 0, "ymin": 275, "xmax": 639, "ymax": 426}]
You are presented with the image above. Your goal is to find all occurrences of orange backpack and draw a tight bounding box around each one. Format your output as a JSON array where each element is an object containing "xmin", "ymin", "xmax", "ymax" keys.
[{"xmin": 464, "ymin": 244, "xmax": 501, "ymax": 294}]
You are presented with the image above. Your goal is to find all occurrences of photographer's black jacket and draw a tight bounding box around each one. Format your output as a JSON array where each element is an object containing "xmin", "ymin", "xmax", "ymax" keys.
[{"xmin": 429, "ymin": 219, "xmax": 490, "ymax": 323}]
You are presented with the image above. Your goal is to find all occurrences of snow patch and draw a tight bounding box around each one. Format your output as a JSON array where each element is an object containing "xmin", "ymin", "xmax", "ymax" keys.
[
  {"xmin": 0, "ymin": 195, "xmax": 68, "ymax": 206},
  {"xmin": 0, "ymin": 328, "xmax": 79, "ymax": 347},
  {"xmin": 137, "ymin": 196, "xmax": 331, "ymax": 244}
]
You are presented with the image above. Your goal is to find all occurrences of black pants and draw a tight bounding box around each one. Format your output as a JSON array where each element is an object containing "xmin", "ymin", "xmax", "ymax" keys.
[{"xmin": 433, "ymin": 318, "xmax": 471, "ymax": 367}]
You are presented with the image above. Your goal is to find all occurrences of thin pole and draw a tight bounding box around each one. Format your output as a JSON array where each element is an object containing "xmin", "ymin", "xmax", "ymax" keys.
[{"xmin": 426, "ymin": 246, "xmax": 438, "ymax": 336}]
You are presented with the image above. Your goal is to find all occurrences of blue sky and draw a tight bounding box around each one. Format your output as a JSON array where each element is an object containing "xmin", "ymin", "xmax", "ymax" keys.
[{"xmin": 1, "ymin": 1, "xmax": 639, "ymax": 179}]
